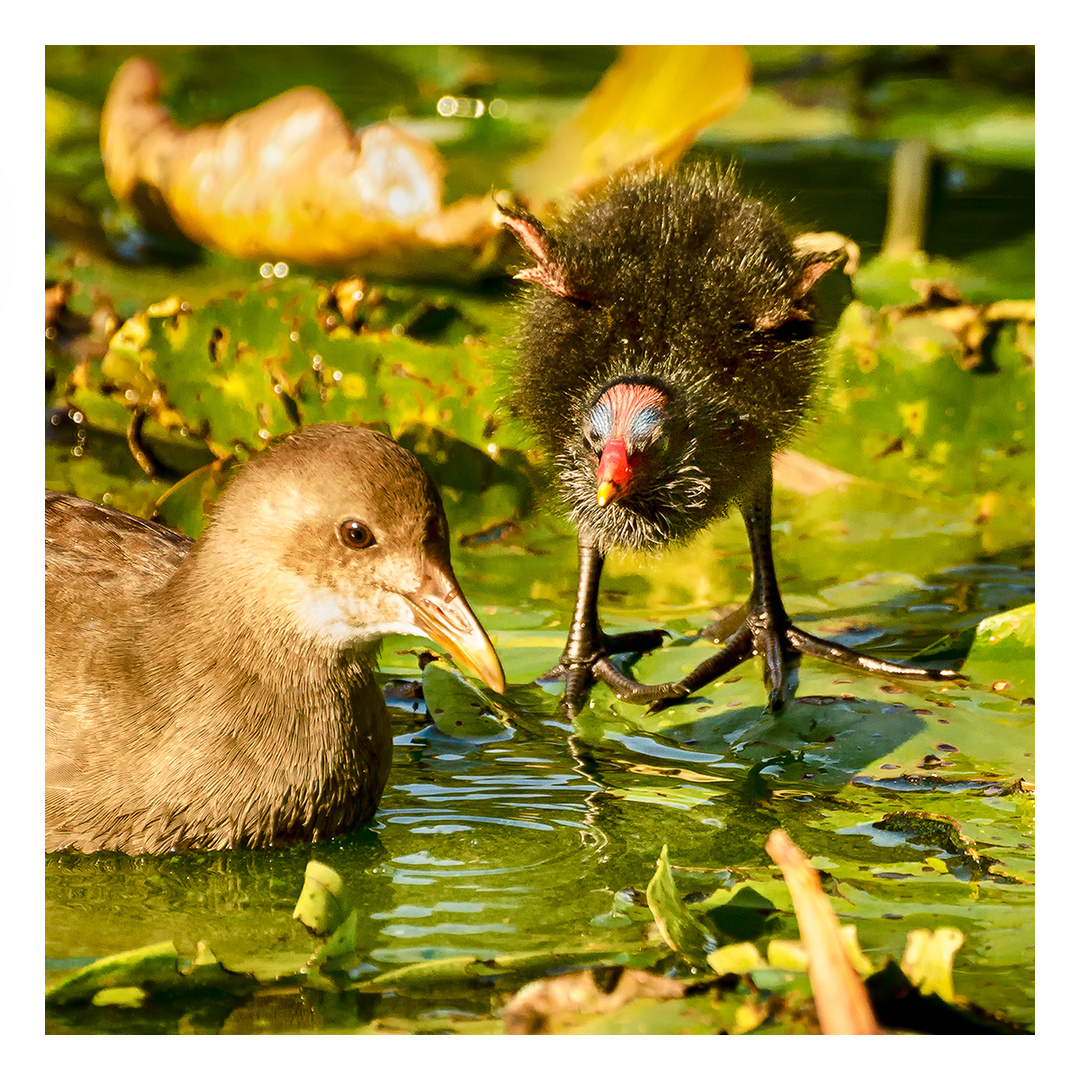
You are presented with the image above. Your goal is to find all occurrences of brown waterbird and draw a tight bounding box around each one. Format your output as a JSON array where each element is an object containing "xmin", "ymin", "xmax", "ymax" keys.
[{"xmin": 46, "ymin": 423, "xmax": 505, "ymax": 854}]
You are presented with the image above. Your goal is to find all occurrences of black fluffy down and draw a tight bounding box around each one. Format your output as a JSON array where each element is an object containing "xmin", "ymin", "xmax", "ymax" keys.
[{"xmin": 509, "ymin": 164, "xmax": 823, "ymax": 553}]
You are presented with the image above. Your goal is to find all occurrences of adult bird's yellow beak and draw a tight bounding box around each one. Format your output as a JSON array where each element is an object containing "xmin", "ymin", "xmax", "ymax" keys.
[{"xmin": 405, "ymin": 556, "xmax": 506, "ymax": 694}]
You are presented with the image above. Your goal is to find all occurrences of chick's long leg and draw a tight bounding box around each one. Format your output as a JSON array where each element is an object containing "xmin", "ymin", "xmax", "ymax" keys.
[
  {"xmin": 741, "ymin": 476, "xmax": 962, "ymax": 708},
  {"xmin": 594, "ymin": 474, "xmax": 962, "ymax": 714},
  {"xmin": 543, "ymin": 538, "xmax": 667, "ymax": 716}
]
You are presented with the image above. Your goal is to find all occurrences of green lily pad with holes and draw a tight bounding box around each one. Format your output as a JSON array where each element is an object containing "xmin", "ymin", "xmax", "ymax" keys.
[
  {"xmin": 422, "ymin": 661, "xmax": 509, "ymax": 739},
  {"xmin": 960, "ymin": 603, "xmax": 1034, "ymax": 699},
  {"xmin": 804, "ymin": 298, "xmax": 1034, "ymax": 502},
  {"xmin": 80, "ymin": 277, "xmax": 509, "ymax": 463}
]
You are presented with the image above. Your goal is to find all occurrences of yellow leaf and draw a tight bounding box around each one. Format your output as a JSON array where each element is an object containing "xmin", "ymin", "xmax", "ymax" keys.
[
  {"xmin": 902, "ymin": 927, "xmax": 964, "ymax": 1002},
  {"xmin": 706, "ymin": 941, "xmax": 766, "ymax": 976},
  {"xmin": 99, "ymin": 57, "xmax": 502, "ymax": 279},
  {"xmin": 516, "ymin": 45, "xmax": 750, "ymax": 205}
]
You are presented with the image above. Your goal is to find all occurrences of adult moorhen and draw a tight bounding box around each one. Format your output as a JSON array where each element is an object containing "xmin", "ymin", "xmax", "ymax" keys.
[
  {"xmin": 46, "ymin": 423, "xmax": 505, "ymax": 854},
  {"xmin": 498, "ymin": 164, "xmax": 959, "ymax": 716}
]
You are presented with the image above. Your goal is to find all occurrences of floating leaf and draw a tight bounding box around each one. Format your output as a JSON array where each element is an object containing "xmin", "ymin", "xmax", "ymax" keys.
[
  {"xmin": 815, "ymin": 289, "xmax": 1035, "ymax": 502},
  {"xmin": 45, "ymin": 939, "xmax": 257, "ymax": 1009},
  {"xmin": 962, "ymin": 603, "xmax": 1034, "ymax": 698},
  {"xmin": 422, "ymin": 660, "xmax": 509, "ymax": 739},
  {"xmin": 902, "ymin": 927, "xmax": 964, "ymax": 1003},
  {"xmin": 644, "ymin": 845, "xmax": 718, "ymax": 967},
  {"xmin": 86, "ymin": 276, "xmax": 504, "ymax": 461},
  {"xmin": 706, "ymin": 941, "xmax": 766, "ymax": 976},
  {"xmin": 292, "ymin": 860, "xmax": 350, "ymax": 937},
  {"xmin": 697, "ymin": 883, "xmax": 782, "ymax": 942},
  {"xmin": 46, "ymin": 941, "xmax": 180, "ymax": 1007},
  {"xmin": 350, "ymin": 944, "xmax": 666, "ymax": 994},
  {"xmin": 516, "ymin": 45, "xmax": 750, "ymax": 205}
]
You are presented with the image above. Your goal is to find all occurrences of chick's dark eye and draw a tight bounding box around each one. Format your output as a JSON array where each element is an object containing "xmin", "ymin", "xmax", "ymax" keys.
[{"xmin": 339, "ymin": 519, "xmax": 375, "ymax": 549}]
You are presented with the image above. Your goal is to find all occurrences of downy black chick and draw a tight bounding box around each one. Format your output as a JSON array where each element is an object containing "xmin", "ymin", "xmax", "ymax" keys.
[{"xmin": 498, "ymin": 164, "xmax": 959, "ymax": 716}]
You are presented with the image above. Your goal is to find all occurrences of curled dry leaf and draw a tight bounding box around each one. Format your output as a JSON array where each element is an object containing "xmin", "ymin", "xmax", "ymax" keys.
[
  {"xmin": 766, "ymin": 828, "xmax": 880, "ymax": 1035},
  {"xmin": 100, "ymin": 57, "xmax": 506, "ymax": 279},
  {"xmin": 884, "ymin": 278, "xmax": 1036, "ymax": 369}
]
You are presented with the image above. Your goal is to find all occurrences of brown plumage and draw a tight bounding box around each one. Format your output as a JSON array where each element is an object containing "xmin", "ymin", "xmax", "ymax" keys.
[{"xmin": 46, "ymin": 423, "xmax": 504, "ymax": 854}]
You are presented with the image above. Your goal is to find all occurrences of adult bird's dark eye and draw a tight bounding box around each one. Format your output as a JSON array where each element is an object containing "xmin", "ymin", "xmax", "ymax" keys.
[{"xmin": 339, "ymin": 520, "xmax": 375, "ymax": 549}]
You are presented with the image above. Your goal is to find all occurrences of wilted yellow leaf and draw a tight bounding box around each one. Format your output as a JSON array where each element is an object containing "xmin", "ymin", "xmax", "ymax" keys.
[{"xmin": 515, "ymin": 45, "xmax": 751, "ymax": 206}]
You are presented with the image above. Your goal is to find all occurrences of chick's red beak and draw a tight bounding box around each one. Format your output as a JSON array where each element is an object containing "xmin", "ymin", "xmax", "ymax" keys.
[{"xmin": 597, "ymin": 440, "xmax": 634, "ymax": 506}]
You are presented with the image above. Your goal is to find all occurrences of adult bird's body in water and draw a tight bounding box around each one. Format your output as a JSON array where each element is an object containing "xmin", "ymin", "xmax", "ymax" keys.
[
  {"xmin": 498, "ymin": 164, "xmax": 959, "ymax": 716},
  {"xmin": 46, "ymin": 424, "xmax": 505, "ymax": 854}
]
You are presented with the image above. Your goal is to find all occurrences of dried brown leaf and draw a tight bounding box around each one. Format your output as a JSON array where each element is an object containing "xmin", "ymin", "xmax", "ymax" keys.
[
  {"xmin": 100, "ymin": 57, "xmax": 504, "ymax": 279},
  {"xmin": 502, "ymin": 967, "xmax": 685, "ymax": 1034}
]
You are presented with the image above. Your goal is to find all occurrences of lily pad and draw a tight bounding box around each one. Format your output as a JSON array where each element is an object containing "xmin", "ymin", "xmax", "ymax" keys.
[
  {"xmin": 422, "ymin": 661, "xmax": 509, "ymax": 739},
  {"xmin": 961, "ymin": 603, "xmax": 1034, "ymax": 699},
  {"xmin": 45, "ymin": 940, "xmax": 257, "ymax": 1008}
]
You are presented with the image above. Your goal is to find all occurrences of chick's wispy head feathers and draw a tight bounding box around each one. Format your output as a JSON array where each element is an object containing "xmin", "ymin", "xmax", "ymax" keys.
[{"xmin": 506, "ymin": 164, "xmax": 826, "ymax": 553}]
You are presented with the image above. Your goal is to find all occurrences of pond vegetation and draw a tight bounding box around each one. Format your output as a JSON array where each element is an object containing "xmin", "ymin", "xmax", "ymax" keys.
[{"xmin": 45, "ymin": 45, "xmax": 1034, "ymax": 1035}]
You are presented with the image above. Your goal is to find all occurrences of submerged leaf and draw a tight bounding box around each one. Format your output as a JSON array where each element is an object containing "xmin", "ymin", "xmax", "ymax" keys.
[
  {"xmin": 872, "ymin": 810, "xmax": 1007, "ymax": 881},
  {"xmin": 502, "ymin": 967, "xmax": 685, "ymax": 1034}
]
